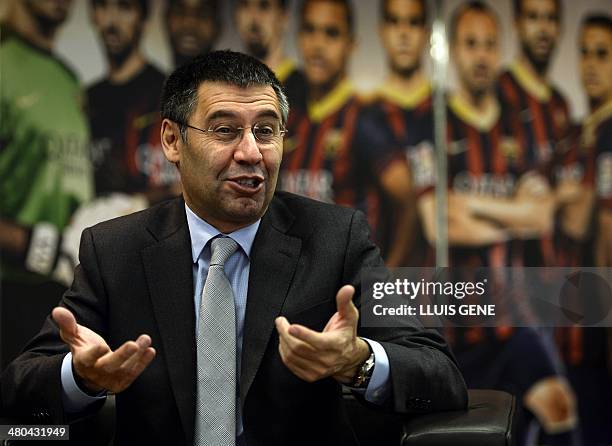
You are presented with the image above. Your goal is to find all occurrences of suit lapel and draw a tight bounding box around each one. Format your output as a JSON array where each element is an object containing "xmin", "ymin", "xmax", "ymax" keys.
[
  {"xmin": 240, "ymin": 198, "xmax": 301, "ymax": 407},
  {"xmin": 141, "ymin": 199, "xmax": 197, "ymax": 443}
]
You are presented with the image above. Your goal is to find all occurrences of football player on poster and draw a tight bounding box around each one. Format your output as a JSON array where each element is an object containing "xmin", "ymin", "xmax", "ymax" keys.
[
  {"xmin": 164, "ymin": 0, "xmax": 221, "ymax": 68},
  {"xmin": 88, "ymin": 0, "xmax": 177, "ymax": 200},
  {"xmin": 349, "ymin": 0, "xmax": 431, "ymax": 266},
  {"xmin": 416, "ymin": 3, "xmax": 577, "ymax": 445},
  {"xmin": 280, "ymin": 0, "xmax": 360, "ymax": 206},
  {"xmin": 497, "ymin": 0, "xmax": 571, "ymax": 267},
  {"xmin": 234, "ymin": 0, "xmax": 306, "ymax": 109},
  {"xmin": 555, "ymin": 13, "xmax": 612, "ymax": 446},
  {"xmin": 0, "ymin": 0, "xmax": 93, "ymax": 368}
]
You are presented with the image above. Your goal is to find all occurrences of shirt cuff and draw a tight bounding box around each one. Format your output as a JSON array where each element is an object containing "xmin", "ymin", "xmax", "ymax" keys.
[
  {"xmin": 61, "ymin": 352, "xmax": 107, "ymax": 413},
  {"xmin": 351, "ymin": 338, "xmax": 391, "ymax": 405}
]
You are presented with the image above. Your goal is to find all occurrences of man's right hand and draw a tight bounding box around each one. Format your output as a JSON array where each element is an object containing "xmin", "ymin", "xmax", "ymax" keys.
[{"xmin": 52, "ymin": 307, "xmax": 156, "ymax": 394}]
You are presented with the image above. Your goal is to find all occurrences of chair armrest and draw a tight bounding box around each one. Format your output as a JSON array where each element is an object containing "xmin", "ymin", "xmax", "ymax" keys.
[{"xmin": 402, "ymin": 389, "xmax": 515, "ymax": 446}]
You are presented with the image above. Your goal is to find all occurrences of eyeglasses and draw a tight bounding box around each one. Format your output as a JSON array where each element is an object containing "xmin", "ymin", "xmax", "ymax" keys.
[{"xmin": 179, "ymin": 120, "xmax": 287, "ymax": 144}]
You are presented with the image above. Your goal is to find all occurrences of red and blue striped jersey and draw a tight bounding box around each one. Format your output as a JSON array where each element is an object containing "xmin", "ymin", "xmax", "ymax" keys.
[
  {"xmin": 497, "ymin": 60, "xmax": 572, "ymax": 177},
  {"xmin": 280, "ymin": 79, "xmax": 360, "ymax": 205},
  {"xmin": 348, "ymin": 80, "xmax": 432, "ymax": 262}
]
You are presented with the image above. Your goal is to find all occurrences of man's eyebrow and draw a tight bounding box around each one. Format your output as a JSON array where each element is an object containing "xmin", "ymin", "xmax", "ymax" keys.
[
  {"xmin": 256, "ymin": 109, "xmax": 281, "ymax": 120},
  {"xmin": 206, "ymin": 110, "xmax": 239, "ymax": 121},
  {"xmin": 206, "ymin": 109, "xmax": 281, "ymax": 121}
]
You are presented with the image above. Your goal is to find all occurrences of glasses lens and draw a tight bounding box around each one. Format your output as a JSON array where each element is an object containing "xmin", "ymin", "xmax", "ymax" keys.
[
  {"xmin": 253, "ymin": 122, "xmax": 279, "ymax": 143},
  {"xmin": 212, "ymin": 124, "xmax": 240, "ymax": 142},
  {"xmin": 207, "ymin": 121, "xmax": 284, "ymax": 144}
]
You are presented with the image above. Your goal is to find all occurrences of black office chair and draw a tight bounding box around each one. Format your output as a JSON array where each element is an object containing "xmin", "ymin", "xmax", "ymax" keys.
[{"xmin": 343, "ymin": 389, "xmax": 515, "ymax": 446}]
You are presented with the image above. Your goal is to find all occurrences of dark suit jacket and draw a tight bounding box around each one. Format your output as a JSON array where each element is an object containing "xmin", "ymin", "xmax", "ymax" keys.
[{"xmin": 1, "ymin": 192, "xmax": 467, "ymax": 445}]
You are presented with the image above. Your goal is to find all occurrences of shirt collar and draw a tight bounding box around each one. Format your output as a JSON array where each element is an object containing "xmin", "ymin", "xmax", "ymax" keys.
[{"xmin": 185, "ymin": 203, "xmax": 261, "ymax": 263}]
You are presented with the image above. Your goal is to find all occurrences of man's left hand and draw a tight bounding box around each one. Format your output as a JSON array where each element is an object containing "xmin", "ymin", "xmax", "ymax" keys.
[{"xmin": 275, "ymin": 285, "xmax": 371, "ymax": 384}]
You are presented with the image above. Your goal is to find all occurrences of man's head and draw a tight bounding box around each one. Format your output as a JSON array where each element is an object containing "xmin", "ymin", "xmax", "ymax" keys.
[
  {"xmin": 450, "ymin": 1, "xmax": 500, "ymax": 99},
  {"xmin": 580, "ymin": 14, "xmax": 612, "ymax": 106},
  {"xmin": 298, "ymin": 0, "xmax": 354, "ymax": 91},
  {"xmin": 165, "ymin": 0, "xmax": 220, "ymax": 68},
  {"xmin": 235, "ymin": 0, "xmax": 288, "ymax": 62},
  {"xmin": 379, "ymin": 0, "xmax": 428, "ymax": 78},
  {"xmin": 514, "ymin": 0, "xmax": 561, "ymax": 74},
  {"xmin": 160, "ymin": 51, "xmax": 289, "ymax": 232},
  {"xmin": 22, "ymin": 0, "xmax": 73, "ymax": 35},
  {"xmin": 90, "ymin": 0, "xmax": 149, "ymax": 65}
]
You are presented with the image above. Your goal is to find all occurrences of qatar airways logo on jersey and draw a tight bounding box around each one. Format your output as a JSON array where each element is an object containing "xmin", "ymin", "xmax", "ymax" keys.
[
  {"xmin": 407, "ymin": 141, "xmax": 436, "ymax": 189},
  {"xmin": 453, "ymin": 172, "xmax": 515, "ymax": 197}
]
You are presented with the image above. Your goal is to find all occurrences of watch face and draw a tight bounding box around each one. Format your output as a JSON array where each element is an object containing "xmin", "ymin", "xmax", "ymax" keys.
[{"xmin": 352, "ymin": 352, "xmax": 375, "ymax": 388}]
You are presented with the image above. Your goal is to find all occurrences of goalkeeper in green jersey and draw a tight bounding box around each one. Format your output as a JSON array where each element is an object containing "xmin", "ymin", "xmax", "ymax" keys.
[{"xmin": 0, "ymin": 0, "xmax": 93, "ymax": 368}]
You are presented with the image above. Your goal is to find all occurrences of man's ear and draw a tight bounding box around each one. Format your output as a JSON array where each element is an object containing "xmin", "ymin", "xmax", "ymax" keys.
[{"xmin": 161, "ymin": 119, "xmax": 182, "ymax": 165}]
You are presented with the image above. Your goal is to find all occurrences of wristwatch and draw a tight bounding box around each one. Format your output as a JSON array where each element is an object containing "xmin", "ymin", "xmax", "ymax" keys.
[{"xmin": 351, "ymin": 351, "xmax": 375, "ymax": 388}]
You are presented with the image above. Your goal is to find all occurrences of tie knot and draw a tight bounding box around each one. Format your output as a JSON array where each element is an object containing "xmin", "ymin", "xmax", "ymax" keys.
[{"xmin": 210, "ymin": 236, "xmax": 239, "ymax": 266}]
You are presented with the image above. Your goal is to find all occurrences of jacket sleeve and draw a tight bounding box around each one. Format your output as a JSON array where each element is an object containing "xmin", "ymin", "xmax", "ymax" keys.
[
  {"xmin": 1, "ymin": 228, "xmax": 109, "ymax": 423},
  {"xmin": 343, "ymin": 209, "xmax": 468, "ymax": 413}
]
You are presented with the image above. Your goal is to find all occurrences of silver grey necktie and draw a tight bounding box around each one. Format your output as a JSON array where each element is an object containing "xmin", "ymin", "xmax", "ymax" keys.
[{"xmin": 195, "ymin": 236, "xmax": 239, "ymax": 446}]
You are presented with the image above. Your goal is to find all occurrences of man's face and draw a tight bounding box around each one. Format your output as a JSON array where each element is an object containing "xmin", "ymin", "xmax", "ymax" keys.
[
  {"xmin": 299, "ymin": 1, "xmax": 353, "ymax": 89},
  {"xmin": 516, "ymin": 0, "xmax": 560, "ymax": 68},
  {"xmin": 165, "ymin": 83, "xmax": 284, "ymax": 229},
  {"xmin": 91, "ymin": 0, "xmax": 145, "ymax": 61},
  {"xmin": 380, "ymin": 0, "xmax": 427, "ymax": 77},
  {"xmin": 581, "ymin": 25, "xmax": 612, "ymax": 104},
  {"xmin": 235, "ymin": 0, "xmax": 286, "ymax": 61},
  {"xmin": 166, "ymin": 0, "xmax": 218, "ymax": 66},
  {"xmin": 24, "ymin": 0, "xmax": 72, "ymax": 29},
  {"xmin": 452, "ymin": 10, "xmax": 499, "ymax": 97}
]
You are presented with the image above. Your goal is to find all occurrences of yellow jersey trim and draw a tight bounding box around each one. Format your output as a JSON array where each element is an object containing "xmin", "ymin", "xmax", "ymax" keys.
[
  {"xmin": 448, "ymin": 93, "xmax": 500, "ymax": 132},
  {"xmin": 510, "ymin": 59, "xmax": 551, "ymax": 102},
  {"xmin": 377, "ymin": 79, "xmax": 432, "ymax": 109},
  {"xmin": 308, "ymin": 79, "xmax": 354, "ymax": 123},
  {"xmin": 274, "ymin": 58, "xmax": 296, "ymax": 83},
  {"xmin": 582, "ymin": 99, "xmax": 612, "ymax": 147}
]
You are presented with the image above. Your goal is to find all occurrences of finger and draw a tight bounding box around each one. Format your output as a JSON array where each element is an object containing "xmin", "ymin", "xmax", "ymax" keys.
[
  {"xmin": 78, "ymin": 342, "xmax": 110, "ymax": 368},
  {"xmin": 125, "ymin": 347, "xmax": 156, "ymax": 378},
  {"xmin": 335, "ymin": 285, "xmax": 357, "ymax": 320},
  {"xmin": 120, "ymin": 336, "xmax": 153, "ymax": 370},
  {"xmin": 276, "ymin": 317, "xmax": 308, "ymax": 345},
  {"xmin": 96, "ymin": 340, "xmax": 141, "ymax": 371},
  {"xmin": 275, "ymin": 316, "xmax": 291, "ymax": 334},
  {"xmin": 279, "ymin": 329, "xmax": 319, "ymax": 363},
  {"xmin": 52, "ymin": 307, "xmax": 78, "ymax": 344},
  {"xmin": 288, "ymin": 324, "xmax": 331, "ymax": 350},
  {"xmin": 104, "ymin": 347, "xmax": 157, "ymax": 394},
  {"xmin": 278, "ymin": 341, "xmax": 324, "ymax": 381}
]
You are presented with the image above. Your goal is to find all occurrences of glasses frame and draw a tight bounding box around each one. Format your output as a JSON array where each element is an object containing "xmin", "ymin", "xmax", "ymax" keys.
[{"xmin": 178, "ymin": 120, "xmax": 288, "ymax": 144}]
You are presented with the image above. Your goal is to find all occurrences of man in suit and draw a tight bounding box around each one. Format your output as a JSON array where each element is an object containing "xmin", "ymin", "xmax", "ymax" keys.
[{"xmin": 1, "ymin": 50, "xmax": 467, "ymax": 445}]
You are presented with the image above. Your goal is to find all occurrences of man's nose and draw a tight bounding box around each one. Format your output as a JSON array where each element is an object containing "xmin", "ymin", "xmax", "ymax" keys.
[
  {"xmin": 311, "ymin": 30, "xmax": 328, "ymax": 49},
  {"xmin": 234, "ymin": 130, "xmax": 263, "ymax": 164},
  {"xmin": 181, "ymin": 14, "xmax": 200, "ymax": 29}
]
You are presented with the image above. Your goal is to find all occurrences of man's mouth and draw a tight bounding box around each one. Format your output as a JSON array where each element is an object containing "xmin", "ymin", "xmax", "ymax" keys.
[
  {"xmin": 473, "ymin": 66, "xmax": 490, "ymax": 79},
  {"xmin": 535, "ymin": 37, "xmax": 553, "ymax": 51},
  {"xmin": 307, "ymin": 55, "xmax": 328, "ymax": 69},
  {"xmin": 226, "ymin": 176, "xmax": 265, "ymax": 193}
]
